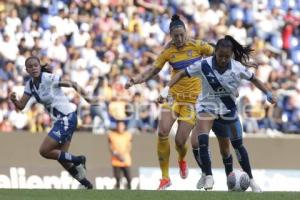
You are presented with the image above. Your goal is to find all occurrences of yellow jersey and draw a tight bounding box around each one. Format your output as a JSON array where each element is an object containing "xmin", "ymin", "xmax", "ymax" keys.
[{"xmin": 154, "ymin": 39, "xmax": 214, "ymax": 103}]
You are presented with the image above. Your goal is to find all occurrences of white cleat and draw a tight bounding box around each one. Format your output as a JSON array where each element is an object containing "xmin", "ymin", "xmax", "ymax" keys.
[
  {"xmin": 75, "ymin": 164, "xmax": 86, "ymax": 180},
  {"xmin": 204, "ymin": 175, "xmax": 214, "ymax": 191},
  {"xmin": 250, "ymin": 179, "xmax": 262, "ymax": 193},
  {"xmin": 196, "ymin": 173, "xmax": 206, "ymax": 189}
]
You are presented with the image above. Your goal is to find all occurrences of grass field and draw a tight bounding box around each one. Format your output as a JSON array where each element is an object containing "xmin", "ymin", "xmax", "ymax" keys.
[{"xmin": 0, "ymin": 190, "xmax": 299, "ymax": 200}]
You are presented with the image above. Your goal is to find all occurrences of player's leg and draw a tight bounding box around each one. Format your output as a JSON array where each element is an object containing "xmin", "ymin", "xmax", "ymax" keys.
[
  {"xmin": 157, "ymin": 104, "xmax": 177, "ymax": 190},
  {"xmin": 40, "ymin": 114, "xmax": 84, "ymax": 165},
  {"xmin": 39, "ymin": 135, "xmax": 84, "ymax": 165},
  {"xmin": 58, "ymin": 141, "xmax": 93, "ymax": 189},
  {"xmin": 191, "ymin": 132, "xmax": 206, "ymax": 189},
  {"xmin": 217, "ymin": 137, "xmax": 233, "ymax": 176},
  {"xmin": 122, "ymin": 167, "xmax": 132, "ymax": 189},
  {"xmin": 212, "ymin": 120, "xmax": 233, "ymax": 177},
  {"xmin": 174, "ymin": 104, "xmax": 195, "ymax": 179},
  {"xmin": 229, "ymin": 119, "xmax": 261, "ymax": 192},
  {"xmin": 113, "ymin": 166, "xmax": 121, "ymax": 189},
  {"xmin": 192, "ymin": 112, "xmax": 215, "ymax": 190}
]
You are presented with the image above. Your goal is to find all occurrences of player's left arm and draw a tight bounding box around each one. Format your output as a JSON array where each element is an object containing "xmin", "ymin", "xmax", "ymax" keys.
[
  {"xmin": 58, "ymin": 80, "xmax": 96, "ymax": 104},
  {"xmin": 239, "ymin": 63, "xmax": 277, "ymax": 104},
  {"xmin": 250, "ymin": 76, "xmax": 277, "ymax": 104}
]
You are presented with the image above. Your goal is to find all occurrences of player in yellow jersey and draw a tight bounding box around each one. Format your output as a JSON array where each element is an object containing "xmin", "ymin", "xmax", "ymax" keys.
[{"xmin": 125, "ymin": 14, "xmax": 214, "ymax": 190}]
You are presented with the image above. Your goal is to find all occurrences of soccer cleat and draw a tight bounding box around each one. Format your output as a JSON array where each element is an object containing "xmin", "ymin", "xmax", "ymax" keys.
[
  {"xmin": 78, "ymin": 155, "xmax": 87, "ymax": 168},
  {"xmin": 204, "ymin": 175, "xmax": 214, "ymax": 190},
  {"xmin": 79, "ymin": 178, "xmax": 93, "ymax": 189},
  {"xmin": 157, "ymin": 178, "xmax": 171, "ymax": 190},
  {"xmin": 196, "ymin": 173, "xmax": 206, "ymax": 189},
  {"xmin": 178, "ymin": 160, "xmax": 188, "ymax": 179},
  {"xmin": 75, "ymin": 164, "xmax": 86, "ymax": 180},
  {"xmin": 250, "ymin": 179, "xmax": 262, "ymax": 192}
]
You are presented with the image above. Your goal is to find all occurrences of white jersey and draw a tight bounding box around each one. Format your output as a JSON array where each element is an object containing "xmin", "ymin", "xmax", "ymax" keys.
[
  {"xmin": 185, "ymin": 56, "xmax": 254, "ymax": 115},
  {"xmin": 24, "ymin": 72, "xmax": 76, "ymax": 120}
]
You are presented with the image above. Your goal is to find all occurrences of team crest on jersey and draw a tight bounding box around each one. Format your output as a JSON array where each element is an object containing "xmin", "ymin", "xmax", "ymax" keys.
[
  {"xmin": 171, "ymin": 54, "xmax": 176, "ymax": 59},
  {"xmin": 230, "ymin": 72, "xmax": 236, "ymax": 79},
  {"xmin": 187, "ymin": 50, "xmax": 193, "ymax": 57},
  {"xmin": 40, "ymin": 84, "xmax": 45, "ymax": 91}
]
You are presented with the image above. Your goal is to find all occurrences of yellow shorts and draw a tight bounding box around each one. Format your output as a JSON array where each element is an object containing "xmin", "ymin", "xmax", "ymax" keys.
[{"xmin": 161, "ymin": 101, "xmax": 196, "ymax": 125}]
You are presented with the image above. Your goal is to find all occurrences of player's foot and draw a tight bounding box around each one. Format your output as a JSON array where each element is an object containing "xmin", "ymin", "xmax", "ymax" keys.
[
  {"xmin": 196, "ymin": 172, "xmax": 206, "ymax": 189},
  {"xmin": 78, "ymin": 155, "xmax": 86, "ymax": 168},
  {"xmin": 178, "ymin": 160, "xmax": 188, "ymax": 179},
  {"xmin": 75, "ymin": 164, "xmax": 86, "ymax": 180},
  {"xmin": 79, "ymin": 178, "xmax": 93, "ymax": 189},
  {"xmin": 204, "ymin": 175, "xmax": 214, "ymax": 191},
  {"xmin": 250, "ymin": 179, "xmax": 262, "ymax": 192},
  {"xmin": 157, "ymin": 178, "xmax": 171, "ymax": 190}
]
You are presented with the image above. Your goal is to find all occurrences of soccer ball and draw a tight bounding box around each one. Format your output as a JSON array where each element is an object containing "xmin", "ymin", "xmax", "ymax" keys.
[{"xmin": 227, "ymin": 170, "xmax": 250, "ymax": 191}]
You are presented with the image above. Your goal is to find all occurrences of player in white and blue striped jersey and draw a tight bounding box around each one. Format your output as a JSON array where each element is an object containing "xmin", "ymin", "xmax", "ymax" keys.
[
  {"xmin": 10, "ymin": 56, "xmax": 94, "ymax": 189},
  {"xmin": 160, "ymin": 35, "xmax": 277, "ymax": 192}
]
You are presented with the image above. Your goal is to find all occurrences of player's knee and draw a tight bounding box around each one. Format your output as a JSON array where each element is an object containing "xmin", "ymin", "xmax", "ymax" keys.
[
  {"xmin": 231, "ymin": 138, "xmax": 243, "ymax": 149},
  {"xmin": 39, "ymin": 147, "xmax": 49, "ymax": 159},
  {"xmin": 220, "ymin": 147, "xmax": 230, "ymax": 158},
  {"xmin": 158, "ymin": 127, "xmax": 170, "ymax": 137},
  {"xmin": 198, "ymin": 134, "xmax": 209, "ymax": 147},
  {"xmin": 175, "ymin": 138, "xmax": 186, "ymax": 148}
]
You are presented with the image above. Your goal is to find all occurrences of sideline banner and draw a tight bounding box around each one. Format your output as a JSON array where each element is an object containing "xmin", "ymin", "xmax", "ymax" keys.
[
  {"xmin": 1, "ymin": 167, "xmax": 300, "ymax": 191},
  {"xmin": 139, "ymin": 167, "xmax": 300, "ymax": 191}
]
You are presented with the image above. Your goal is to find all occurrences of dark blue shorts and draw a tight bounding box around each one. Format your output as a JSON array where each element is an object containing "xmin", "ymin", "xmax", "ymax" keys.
[
  {"xmin": 212, "ymin": 117, "xmax": 243, "ymax": 139},
  {"xmin": 48, "ymin": 112, "xmax": 77, "ymax": 144}
]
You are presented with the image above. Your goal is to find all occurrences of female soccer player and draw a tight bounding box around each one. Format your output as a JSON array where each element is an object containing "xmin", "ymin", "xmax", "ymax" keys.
[
  {"xmin": 160, "ymin": 35, "xmax": 277, "ymax": 192},
  {"xmin": 126, "ymin": 14, "xmax": 214, "ymax": 190},
  {"xmin": 10, "ymin": 56, "xmax": 94, "ymax": 189}
]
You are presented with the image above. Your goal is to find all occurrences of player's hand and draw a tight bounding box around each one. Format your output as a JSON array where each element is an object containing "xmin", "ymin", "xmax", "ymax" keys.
[
  {"xmin": 157, "ymin": 86, "xmax": 170, "ymax": 104},
  {"xmin": 157, "ymin": 95, "xmax": 165, "ymax": 104},
  {"xmin": 10, "ymin": 92, "xmax": 17, "ymax": 103},
  {"xmin": 125, "ymin": 78, "xmax": 135, "ymax": 89},
  {"xmin": 266, "ymin": 92, "xmax": 277, "ymax": 104}
]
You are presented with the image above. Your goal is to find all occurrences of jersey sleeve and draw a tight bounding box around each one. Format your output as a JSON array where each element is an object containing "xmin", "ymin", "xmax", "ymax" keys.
[
  {"xmin": 23, "ymin": 81, "xmax": 32, "ymax": 96},
  {"xmin": 153, "ymin": 49, "xmax": 169, "ymax": 69},
  {"xmin": 196, "ymin": 40, "xmax": 214, "ymax": 57},
  {"xmin": 185, "ymin": 60, "xmax": 202, "ymax": 77},
  {"xmin": 239, "ymin": 63, "xmax": 254, "ymax": 80},
  {"xmin": 45, "ymin": 73, "xmax": 61, "ymax": 86}
]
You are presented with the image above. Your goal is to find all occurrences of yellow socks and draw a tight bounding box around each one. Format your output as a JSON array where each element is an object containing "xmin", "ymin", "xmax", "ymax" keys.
[{"xmin": 157, "ymin": 136, "xmax": 170, "ymax": 179}]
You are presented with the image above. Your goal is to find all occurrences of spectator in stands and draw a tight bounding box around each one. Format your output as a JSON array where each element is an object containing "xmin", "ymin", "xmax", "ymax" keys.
[{"xmin": 0, "ymin": 0, "xmax": 299, "ymax": 135}]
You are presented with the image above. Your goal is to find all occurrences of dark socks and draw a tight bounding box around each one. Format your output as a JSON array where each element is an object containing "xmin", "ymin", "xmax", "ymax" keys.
[{"xmin": 198, "ymin": 134, "xmax": 212, "ymax": 175}]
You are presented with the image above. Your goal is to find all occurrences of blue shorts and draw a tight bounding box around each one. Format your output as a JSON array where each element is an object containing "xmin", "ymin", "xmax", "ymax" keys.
[
  {"xmin": 212, "ymin": 117, "xmax": 243, "ymax": 140},
  {"xmin": 48, "ymin": 112, "xmax": 78, "ymax": 144}
]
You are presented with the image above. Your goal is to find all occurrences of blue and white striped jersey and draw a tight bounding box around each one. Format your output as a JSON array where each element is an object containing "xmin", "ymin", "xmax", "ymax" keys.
[
  {"xmin": 185, "ymin": 56, "xmax": 254, "ymax": 115},
  {"xmin": 24, "ymin": 72, "xmax": 76, "ymax": 120}
]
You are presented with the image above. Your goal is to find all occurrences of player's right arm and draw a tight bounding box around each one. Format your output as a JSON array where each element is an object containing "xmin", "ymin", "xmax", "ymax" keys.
[
  {"xmin": 10, "ymin": 92, "xmax": 31, "ymax": 110},
  {"xmin": 125, "ymin": 47, "xmax": 170, "ymax": 89},
  {"xmin": 125, "ymin": 67, "xmax": 161, "ymax": 89}
]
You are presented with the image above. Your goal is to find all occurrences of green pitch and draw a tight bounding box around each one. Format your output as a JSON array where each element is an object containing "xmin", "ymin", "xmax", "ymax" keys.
[{"xmin": 0, "ymin": 189, "xmax": 299, "ymax": 200}]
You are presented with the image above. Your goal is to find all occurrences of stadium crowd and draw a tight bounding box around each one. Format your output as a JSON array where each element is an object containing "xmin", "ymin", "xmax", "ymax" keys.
[{"xmin": 0, "ymin": 0, "xmax": 299, "ymax": 134}]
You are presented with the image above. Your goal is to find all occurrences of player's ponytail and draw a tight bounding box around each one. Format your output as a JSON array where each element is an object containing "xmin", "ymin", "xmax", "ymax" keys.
[
  {"xmin": 216, "ymin": 35, "xmax": 253, "ymax": 65},
  {"xmin": 169, "ymin": 14, "xmax": 186, "ymax": 32},
  {"xmin": 41, "ymin": 63, "xmax": 52, "ymax": 73},
  {"xmin": 225, "ymin": 35, "xmax": 253, "ymax": 64}
]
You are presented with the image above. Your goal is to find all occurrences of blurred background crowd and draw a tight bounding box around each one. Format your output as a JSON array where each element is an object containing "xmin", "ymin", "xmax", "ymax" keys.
[{"xmin": 0, "ymin": 0, "xmax": 300, "ymax": 135}]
